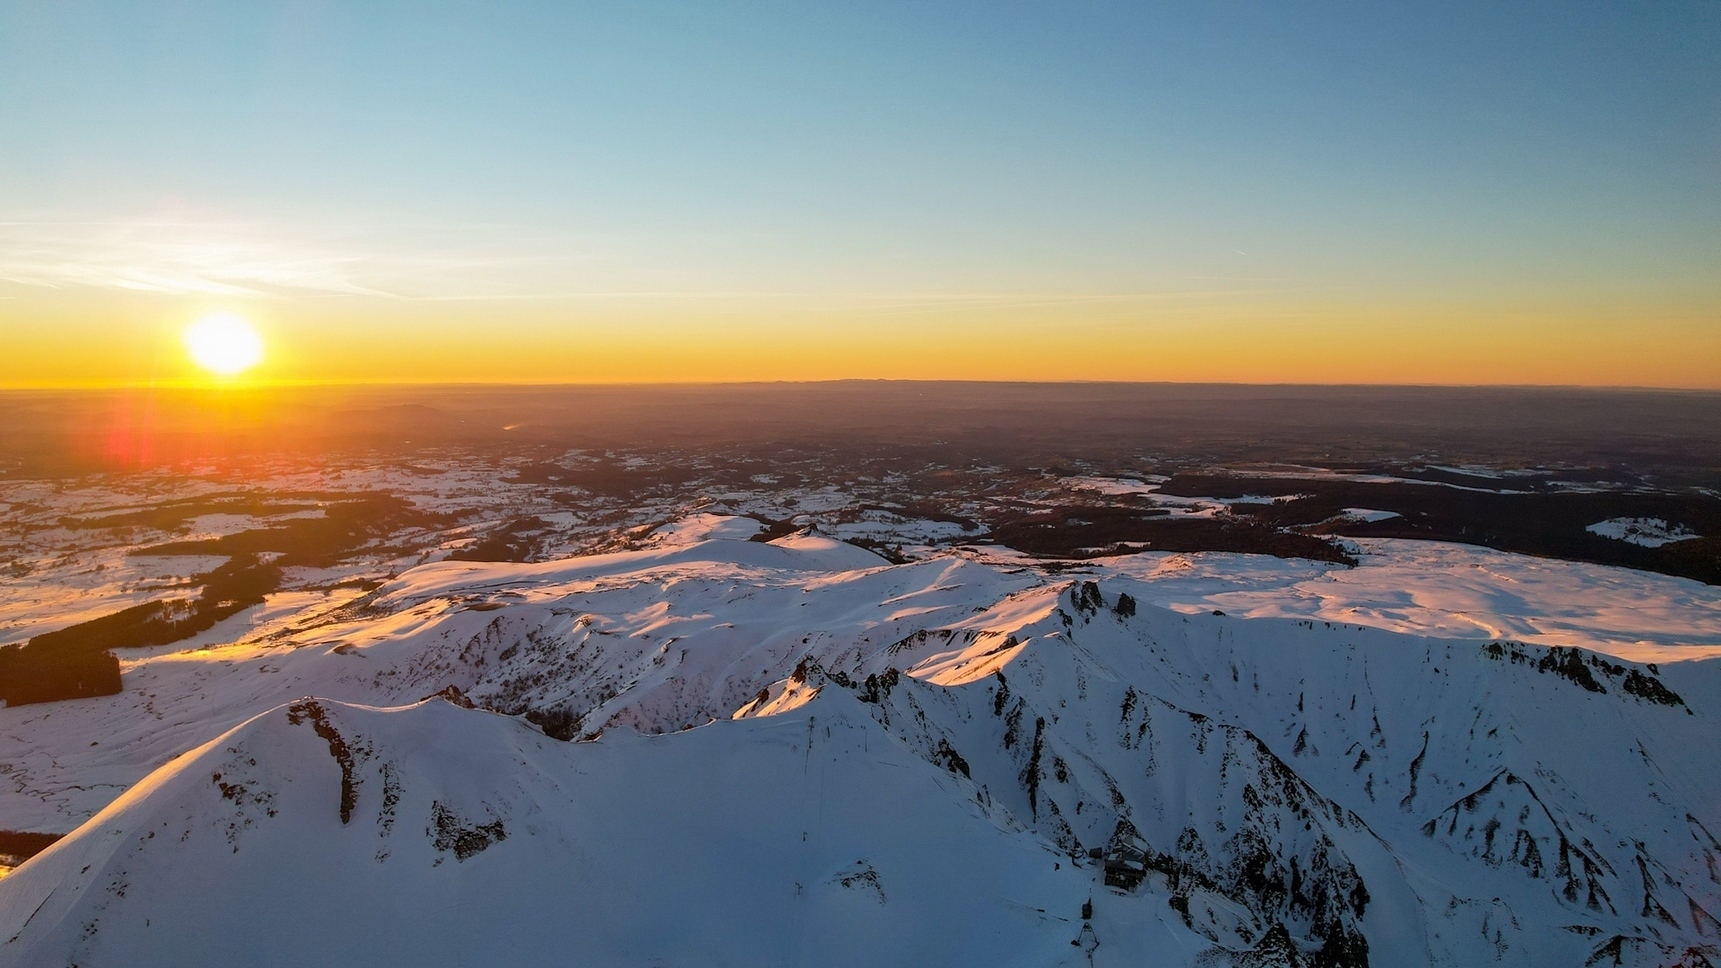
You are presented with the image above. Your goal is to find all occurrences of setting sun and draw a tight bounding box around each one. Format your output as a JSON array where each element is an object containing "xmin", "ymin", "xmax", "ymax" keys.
[{"xmin": 183, "ymin": 314, "xmax": 264, "ymax": 376}]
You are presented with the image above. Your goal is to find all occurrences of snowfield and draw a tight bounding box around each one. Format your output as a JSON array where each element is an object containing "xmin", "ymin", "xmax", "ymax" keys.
[
  {"xmin": 0, "ymin": 516, "xmax": 1717, "ymax": 967},
  {"xmin": 1587, "ymin": 517, "xmax": 1701, "ymax": 548}
]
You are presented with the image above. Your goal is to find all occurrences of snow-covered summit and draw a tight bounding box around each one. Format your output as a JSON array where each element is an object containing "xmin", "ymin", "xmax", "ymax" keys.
[{"xmin": 0, "ymin": 695, "xmax": 1091, "ymax": 967}]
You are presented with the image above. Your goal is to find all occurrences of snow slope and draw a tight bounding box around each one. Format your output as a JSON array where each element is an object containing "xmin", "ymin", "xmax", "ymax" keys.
[
  {"xmin": 0, "ymin": 696, "xmax": 1115, "ymax": 967},
  {"xmin": 1, "ymin": 517, "xmax": 1717, "ymax": 966}
]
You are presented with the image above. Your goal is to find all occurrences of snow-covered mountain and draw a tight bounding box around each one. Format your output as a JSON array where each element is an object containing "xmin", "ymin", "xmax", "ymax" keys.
[{"xmin": 1, "ymin": 516, "xmax": 1716, "ymax": 967}]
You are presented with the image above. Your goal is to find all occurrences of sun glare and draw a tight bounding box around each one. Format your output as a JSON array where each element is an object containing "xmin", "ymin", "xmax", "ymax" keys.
[{"xmin": 183, "ymin": 314, "xmax": 264, "ymax": 377}]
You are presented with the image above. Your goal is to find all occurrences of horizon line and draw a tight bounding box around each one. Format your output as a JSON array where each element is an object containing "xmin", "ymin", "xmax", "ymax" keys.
[{"xmin": 3, "ymin": 378, "xmax": 1719, "ymax": 394}]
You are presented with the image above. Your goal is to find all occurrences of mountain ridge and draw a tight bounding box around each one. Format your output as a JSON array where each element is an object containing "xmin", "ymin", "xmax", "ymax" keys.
[{"xmin": 0, "ymin": 522, "xmax": 1716, "ymax": 966}]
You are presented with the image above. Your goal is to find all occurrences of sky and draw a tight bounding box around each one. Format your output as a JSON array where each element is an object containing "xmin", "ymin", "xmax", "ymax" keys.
[{"xmin": 2, "ymin": 1, "xmax": 1718, "ymax": 387}]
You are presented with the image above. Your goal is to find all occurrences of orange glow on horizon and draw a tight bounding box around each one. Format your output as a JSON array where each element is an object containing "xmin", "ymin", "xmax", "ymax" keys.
[{"xmin": 2, "ymin": 292, "xmax": 1717, "ymax": 390}]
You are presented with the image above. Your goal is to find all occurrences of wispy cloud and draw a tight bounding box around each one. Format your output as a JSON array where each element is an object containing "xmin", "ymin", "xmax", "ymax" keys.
[
  {"xmin": 0, "ymin": 217, "xmax": 1297, "ymax": 307},
  {"xmin": 0, "ymin": 217, "xmax": 647, "ymax": 299},
  {"xmin": 0, "ymin": 219, "xmax": 406, "ymax": 297}
]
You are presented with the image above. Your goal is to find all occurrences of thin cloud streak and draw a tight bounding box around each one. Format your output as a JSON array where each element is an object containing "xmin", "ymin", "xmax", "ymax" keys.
[
  {"xmin": 0, "ymin": 218, "xmax": 628, "ymax": 300},
  {"xmin": 0, "ymin": 220, "xmax": 400, "ymax": 298},
  {"xmin": 0, "ymin": 219, "xmax": 1299, "ymax": 308}
]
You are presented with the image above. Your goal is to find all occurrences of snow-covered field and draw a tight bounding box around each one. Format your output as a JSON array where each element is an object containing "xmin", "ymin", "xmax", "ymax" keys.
[
  {"xmin": 1588, "ymin": 517, "xmax": 1701, "ymax": 548},
  {"xmin": 1103, "ymin": 538, "xmax": 1721, "ymax": 663},
  {"xmin": 0, "ymin": 512, "xmax": 1717, "ymax": 966}
]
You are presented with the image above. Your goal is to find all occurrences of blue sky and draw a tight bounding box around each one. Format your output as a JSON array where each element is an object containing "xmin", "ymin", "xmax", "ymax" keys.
[{"xmin": 2, "ymin": 1, "xmax": 1718, "ymax": 384}]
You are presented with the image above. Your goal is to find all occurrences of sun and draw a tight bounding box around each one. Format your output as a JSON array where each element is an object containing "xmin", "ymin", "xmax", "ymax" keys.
[{"xmin": 183, "ymin": 314, "xmax": 265, "ymax": 376}]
